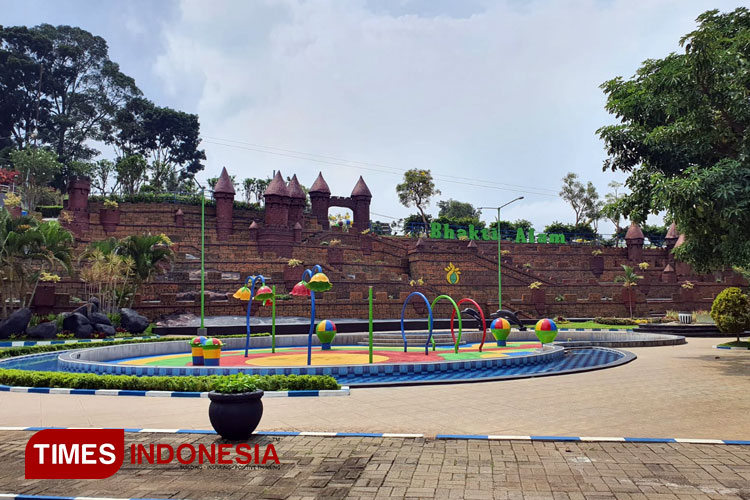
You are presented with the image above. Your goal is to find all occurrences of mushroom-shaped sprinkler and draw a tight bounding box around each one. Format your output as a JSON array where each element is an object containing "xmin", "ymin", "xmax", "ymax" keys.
[
  {"xmin": 254, "ymin": 285, "xmax": 274, "ymax": 306},
  {"xmin": 534, "ymin": 318, "xmax": 558, "ymax": 348},
  {"xmin": 291, "ymin": 280, "xmax": 311, "ymax": 297},
  {"xmin": 233, "ymin": 286, "xmax": 251, "ymax": 301},
  {"xmin": 237, "ymin": 274, "xmax": 269, "ymax": 356},
  {"xmin": 316, "ymin": 320, "xmax": 337, "ymax": 350},
  {"xmin": 490, "ymin": 318, "xmax": 512, "ymax": 347},
  {"xmin": 306, "ymin": 272, "xmax": 332, "ymax": 292}
]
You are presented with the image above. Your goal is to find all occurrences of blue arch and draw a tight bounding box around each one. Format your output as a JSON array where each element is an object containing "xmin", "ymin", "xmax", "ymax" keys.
[{"xmin": 400, "ymin": 292, "xmax": 433, "ymax": 353}]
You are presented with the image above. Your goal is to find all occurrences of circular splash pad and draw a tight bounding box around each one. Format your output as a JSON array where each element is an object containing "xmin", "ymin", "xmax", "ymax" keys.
[{"xmin": 114, "ymin": 342, "xmax": 544, "ymax": 368}]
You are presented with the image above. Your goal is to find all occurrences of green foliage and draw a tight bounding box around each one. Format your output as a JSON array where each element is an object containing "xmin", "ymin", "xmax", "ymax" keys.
[
  {"xmin": 9, "ymin": 148, "xmax": 63, "ymax": 210},
  {"xmin": 559, "ymin": 172, "xmax": 602, "ymax": 228},
  {"xmin": 107, "ymin": 313, "xmax": 121, "ymax": 328},
  {"xmin": 0, "ymin": 367, "xmax": 339, "ymax": 392},
  {"xmin": 489, "ymin": 219, "xmax": 532, "ymax": 239},
  {"xmin": 710, "ymin": 287, "xmax": 750, "ymax": 340},
  {"xmin": 396, "ymin": 169, "xmax": 440, "ymax": 229},
  {"xmin": 402, "ymin": 213, "xmax": 430, "ymax": 236},
  {"xmin": 114, "ymin": 155, "xmax": 148, "ymax": 195},
  {"xmin": 543, "ymin": 221, "xmax": 597, "ymax": 240},
  {"xmin": 0, "ymin": 24, "xmax": 141, "ymax": 185},
  {"xmin": 437, "ymin": 199, "xmax": 480, "ymax": 220},
  {"xmin": 0, "ymin": 211, "xmax": 74, "ymax": 317},
  {"xmin": 598, "ymin": 8, "xmax": 750, "ymax": 272},
  {"xmin": 593, "ymin": 317, "xmax": 638, "ymax": 326},
  {"xmin": 37, "ymin": 205, "xmax": 63, "ymax": 218}
]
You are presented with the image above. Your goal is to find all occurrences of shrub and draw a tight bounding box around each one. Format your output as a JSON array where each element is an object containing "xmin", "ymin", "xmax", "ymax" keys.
[
  {"xmin": 3, "ymin": 192, "xmax": 22, "ymax": 208},
  {"xmin": 0, "ymin": 368, "xmax": 339, "ymax": 392},
  {"xmin": 591, "ymin": 249, "xmax": 603, "ymax": 256},
  {"xmin": 37, "ymin": 205, "xmax": 63, "ymax": 218},
  {"xmin": 528, "ymin": 281, "xmax": 543, "ymax": 289},
  {"xmin": 593, "ymin": 317, "xmax": 638, "ymax": 326},
  {"xmin": 710, "ymin": 287, "xmax": 750, "ymax": 341},
  {"xmin": 103, "ymin": 199, "xmax": 119, "ymax": 210},
  {"xmin": 287, "ymin": 258, "xmax": 302, "ymax": 268}
]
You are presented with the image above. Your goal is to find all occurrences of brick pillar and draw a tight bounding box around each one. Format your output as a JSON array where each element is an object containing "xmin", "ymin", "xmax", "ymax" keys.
[
  {"xmin": 263, "ymin": 171, "xmax": 290, "ymax": 227},
  {"xmin": 624, "ymin": 222, "xmax": 644, "ymax": 262},
  {"xmin": 174, "ymin": 208, "xmax": 184, "ymax": 227},
  {"xmin": 66, "ymin": 177, "xmax": 90, "ymax": 235},
  {"xmin": 350, "ymin": 176, "xmax": 372, "ymax": 233},
  {"xmin": 309, "ymin": 172, "xmax": 331, "ymax": 229}
]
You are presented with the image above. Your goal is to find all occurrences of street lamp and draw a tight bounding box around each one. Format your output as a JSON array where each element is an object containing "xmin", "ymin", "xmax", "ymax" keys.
[{"xmin": 480, "ymin": 196, "xmax": 524, "ymax": 310}]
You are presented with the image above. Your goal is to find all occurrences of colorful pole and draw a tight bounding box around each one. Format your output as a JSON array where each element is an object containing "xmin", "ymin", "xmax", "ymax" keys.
[
  {"xmin": 198, "ymin": 188, "xmax": 206, "ymax": 336},
  {"xmin": 304, "ymin": 264, "xmax": 323, "ymax": 366},
  {"xmin": 368, "ymin": 286, "xmax": 373, "ymax": 364},
  {"xmin": 271, "ymin": 285, "xmax": 276, "ymax": 353}
]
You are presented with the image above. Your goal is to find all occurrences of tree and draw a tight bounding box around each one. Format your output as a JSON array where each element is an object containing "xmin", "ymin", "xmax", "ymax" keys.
[
  {"xmin": 437, "ymin": 199, "xmax": 481, "ymax": 220},
  {"xmin": 559, "ymin": 172, "xmax": 601, "ymax": 226},
  {"xmin": 115, "ymin": 154, "xmax": 147, "ymax": 195},
  {"xmin": 614, "ymin": 264, "xmax": 643, "ymax": 317},
  {"xmin": 0, "ymin": 211, "xmax": 74, "ymax": 317},
  {"xmin": 0, "ymin": 24, "xmax": 141, "ymax": 188},
  {"xmin": 601, "ymin": 180, "xmax": 625, "ymax": 234},
  {"xmin": 597, "ymin": 8, "xmax": 750, "ymax": 272},
  {"xmin": 111, "ymin": 97, "xmax": 206, "ymax": 191},
  {"xmin": 91, "ymin": 159, "xmax": 115, "ymax": 195},
  {"xmin": 543, "ymin": 221, "xmax": 598, "ymax": 241},
  {"xmin": 9, "ymin": 147, "xmax": 62, "ymax": 210},
  {"xmin": 242, "ymin": 177, "xmax": 270, "ymax": 205},
  {"xmin": 489, "ymin": 219, "xmax": 533, "ymax": 239},
  {"xmin": 396, "ymin": 169, "xmax": 440, "ymax": 230},
  {"xmin": 402, "ymin": 213, "xmax": 430, "ymax": 236},
  {"xmin": 710, "ymin": 287, "xmax": 750, "ymax": 342}
]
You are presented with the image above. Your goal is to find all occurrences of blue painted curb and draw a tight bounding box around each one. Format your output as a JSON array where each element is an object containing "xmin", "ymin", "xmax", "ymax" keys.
[
  {"xmin": 0, "ymin": 384, "xmax": 350, "ymax": 398},
  {"xmin": 0, "ymin": 495, "xmax": 171, "ymax": 500},
  {"xmin": 0, "ymin": 336, "xmax": 159, "ymax": 347},
  {"xmin": 0, "ymin": 427, "xmax": 746, "ymax": 445}
]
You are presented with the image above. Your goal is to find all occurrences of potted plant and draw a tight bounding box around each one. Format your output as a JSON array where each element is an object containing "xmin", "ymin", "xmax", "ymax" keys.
[
  {"xmin": 33, "ymin": 271, "xmax": 60, "ymax": 308},
  {"xmin": 680, "ymin": 280, "xmax": 695, "ymax": 302},
  {"xmin": 208, "ymin": 374, "xmax": 264, "ymax": 441},
  {"xmin": 284, "ymin": 258, "xmax": 303, "ymax": 284},
  {"xmin": 3, "ymin": 192, "xmax": 22, "ymax": 218},
  {"xmin": 327, "ymin": 239, "xmax": 343, "ymax": 265},
  {"xmin": 529, "ymin": 281, "xmax": 545, "ymax": 309},
  {"xmin": 99, "ymin": 199, "xmax": 120, "ymax": 232}
]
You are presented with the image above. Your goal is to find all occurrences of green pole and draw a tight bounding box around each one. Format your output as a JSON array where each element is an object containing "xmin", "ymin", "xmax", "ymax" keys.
[
  {"xmin": 198, "ymin": 188, "xmax": 206, "ymax": 336},
  {"xmin": 497, "ymin": 207, "xmax": 502, "ymax": 311},
  {"xmin": 271, "ymin": 285, "xmax": 277, "ymax": 353},
  {"xmin": 368, "ymin": 286, "xmax": 373, "ymax": 364}
]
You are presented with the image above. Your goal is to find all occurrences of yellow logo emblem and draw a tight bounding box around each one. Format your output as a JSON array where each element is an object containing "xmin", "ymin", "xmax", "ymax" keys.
[{"xmin": 445, "ymin": 262, "xmax": 461, "ymax": 285}]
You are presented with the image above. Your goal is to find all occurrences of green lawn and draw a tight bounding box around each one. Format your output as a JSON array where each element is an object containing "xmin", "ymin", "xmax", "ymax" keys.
[
  {"xmin": 557, "ymin": 321, "xmax": 636, "ymax": 330},
  {"xmin": 717, "ymin": 340, "xmax": 750, "ymax": 348}
]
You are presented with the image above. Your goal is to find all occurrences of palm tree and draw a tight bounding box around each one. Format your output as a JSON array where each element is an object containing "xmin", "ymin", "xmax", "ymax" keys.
[
  {"xmin": 0, "ymin": 211, "xmax": 74, "ymax": 317},
  {"xmin": 615, "ymin": 265, "xmax": 643, "ymax": 317}
]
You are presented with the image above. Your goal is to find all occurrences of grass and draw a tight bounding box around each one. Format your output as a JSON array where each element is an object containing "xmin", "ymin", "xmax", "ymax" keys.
[
  {"xmin": 717, "ymin": 340, "xmax": 750, "ymax": 348},
  {"xmin": 557, "ymin": 321, "xmax": 636, "ymax": 330}
]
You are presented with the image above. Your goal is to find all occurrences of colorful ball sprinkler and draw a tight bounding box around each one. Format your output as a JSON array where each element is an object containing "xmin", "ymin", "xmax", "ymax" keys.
[
  {"xmin": 534, "ymin": 318, "xmax": 558, "ymax": 349},
  {"xmin": 190, "ymin": 336, "xmax": 207, "ymax": 366},
  {"xmin": 490, "ymin": 318, "xmax": 512, "ymax": 347},
  {"xmin": 202, "ymin": 338, "xmax": 223, "ymax": 366},
  {"xmin": 316, "ymin": 320, "xmax": 337, "ymax": 350},
  {"xmin": 290, "ymin": 264, "xmax": 332, "ymax": 365},
  {"xmin": 234, "ymin": 274, "xmax": 277, "ymax": 356}
]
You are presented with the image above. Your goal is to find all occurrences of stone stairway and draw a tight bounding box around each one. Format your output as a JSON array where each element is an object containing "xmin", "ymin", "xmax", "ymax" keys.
[{"xmin": 357, "ymin": 332, "xmax": 467, "ymax": 347}]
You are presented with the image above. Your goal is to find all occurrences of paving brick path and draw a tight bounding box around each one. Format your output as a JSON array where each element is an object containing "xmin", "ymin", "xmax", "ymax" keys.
[{"xmin": 1, "ymin": 431, "xmax": 749, "ymax": 499}]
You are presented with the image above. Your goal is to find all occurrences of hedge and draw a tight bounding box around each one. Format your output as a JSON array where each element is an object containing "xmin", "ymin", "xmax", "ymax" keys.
[
  {"xmin": 37, "ymin": 205, "xmax": 63, "ymax": 218},
  {"xmin": 0, "ymin": 369, "xmax": 340, "ymax": 392},
  {"xmin": 88, "ymin": 193, "xmax": 261, "ymax": 211}
]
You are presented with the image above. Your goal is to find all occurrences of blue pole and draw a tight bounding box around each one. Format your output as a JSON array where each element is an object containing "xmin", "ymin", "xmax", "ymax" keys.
[{"xmin": 243, "ymin": 275, "xmax": 265, "ymax": 357}]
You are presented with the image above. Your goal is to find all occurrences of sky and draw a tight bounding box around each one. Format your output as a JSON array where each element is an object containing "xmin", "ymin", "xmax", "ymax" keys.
[{"xmin": 2, "ymin": 0, "xmax": 743, "ymax": 234}]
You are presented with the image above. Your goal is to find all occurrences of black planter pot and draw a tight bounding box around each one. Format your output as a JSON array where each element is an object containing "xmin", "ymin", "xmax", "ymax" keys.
[{"xmin": 208, "ymin": 390, "xmax": 264, "ymax": 441}]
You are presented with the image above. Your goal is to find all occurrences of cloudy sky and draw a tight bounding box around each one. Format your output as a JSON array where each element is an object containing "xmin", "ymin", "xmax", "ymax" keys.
[{"xmin": 3, "ymin": 0, "xmax": 742, "ymax": 233}]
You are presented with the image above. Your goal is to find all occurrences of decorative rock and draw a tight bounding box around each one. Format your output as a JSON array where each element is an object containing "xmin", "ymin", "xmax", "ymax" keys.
[
  {"xmin": 26, "ymin": 321, "xmax": 58, "ymax": 339},
  {"xmin": 120, "ymin": 308, "xmax": 149, "ymax": 334},
  {"xmin": 93, "ymin": 323, "xmax": 116, "ymax": 336},
  {"xmin": 0, "ymin": 308, "xmax": 32, "ymax": 338},
  {"xmin": 89, "ymin": 312, "xmax": 112, "ymax": 326},
  {"xmin": 62, "ymin": 312, "xmax": 93, "ymax": 338}
]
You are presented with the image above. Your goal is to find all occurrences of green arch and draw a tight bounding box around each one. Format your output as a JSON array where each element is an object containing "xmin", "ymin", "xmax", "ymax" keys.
[{"xmin": 430, "ymin": 295, "xmax": 462, "ymax": 353}]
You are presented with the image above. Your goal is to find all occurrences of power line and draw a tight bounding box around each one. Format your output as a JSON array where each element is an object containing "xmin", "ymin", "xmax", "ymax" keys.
[
  {"xmin": 202, "ymin": 135, "xmax": 559, "ymax": 193},
  {"xmin": 202, "ymin": 138, "xmax": 557, "ymax": 198}
]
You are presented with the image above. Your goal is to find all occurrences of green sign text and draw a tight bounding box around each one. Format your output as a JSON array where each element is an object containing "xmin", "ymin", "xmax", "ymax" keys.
[{"xmin": 429, "ymin": 223, "xmax": 565, "ymax": 244}]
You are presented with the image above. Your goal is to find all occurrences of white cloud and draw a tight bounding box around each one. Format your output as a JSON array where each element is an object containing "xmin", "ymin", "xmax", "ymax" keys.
[{"xmin": 153, "ymin": 0, "xmax": 738, "ymax": 234}]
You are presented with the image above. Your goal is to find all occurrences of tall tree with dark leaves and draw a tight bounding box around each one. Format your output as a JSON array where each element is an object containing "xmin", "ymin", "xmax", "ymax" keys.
[
  {"xmin": 112, "ymin": 97, "xmax": 206, "ymax": 191},
  {"xmin": 0, "ymin": 24, "xmax": 141, "ymax": 188},
  {"xmin": 598, "ymin": 8, "xmax": 750, "ymax": 272}
]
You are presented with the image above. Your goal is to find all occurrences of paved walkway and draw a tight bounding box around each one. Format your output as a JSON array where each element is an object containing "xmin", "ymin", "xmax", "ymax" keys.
[
  {"xmin": 1, "ymin": 339, "xmax": 748, "ymax": 439},
  {"xmin": 1, "ymin": 430, "xmax": 749, "ymax": 499}
]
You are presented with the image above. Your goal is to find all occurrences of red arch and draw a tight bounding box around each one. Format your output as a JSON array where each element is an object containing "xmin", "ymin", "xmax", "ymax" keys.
[{"xmin": 449, "ymin": 298, "xmax": 487, "ymax": 352}]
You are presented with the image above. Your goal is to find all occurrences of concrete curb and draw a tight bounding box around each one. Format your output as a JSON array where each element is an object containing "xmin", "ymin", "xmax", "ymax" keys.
[{"xmin": 0, "ymin": 385, "xmax": 350, "ymax": 398}]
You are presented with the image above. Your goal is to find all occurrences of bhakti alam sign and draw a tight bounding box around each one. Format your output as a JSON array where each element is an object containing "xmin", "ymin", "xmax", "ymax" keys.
[{"xmin": 429, "ymin": 223, "xmax": 566, "ymax": 244}]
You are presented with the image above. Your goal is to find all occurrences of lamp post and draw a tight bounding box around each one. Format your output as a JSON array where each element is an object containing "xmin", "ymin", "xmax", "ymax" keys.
[{"xmin": 480, "ymin": 196, "xmax": 524, "ymax": 310}]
